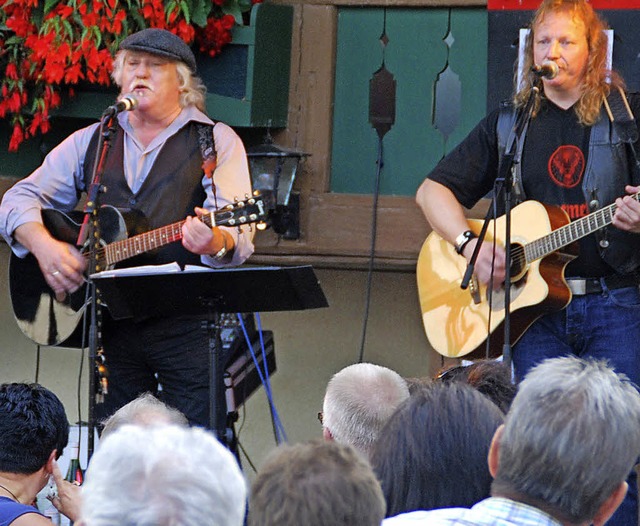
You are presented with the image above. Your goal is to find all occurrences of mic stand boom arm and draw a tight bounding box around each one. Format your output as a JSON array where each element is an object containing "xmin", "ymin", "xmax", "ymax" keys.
[
  {"xmin": 80, "ymin": 111, "xmax": 118, "ymax": 459},
  {"xmin": 461, "ymin": 86, "xmax": 540, "ymax": 366}
]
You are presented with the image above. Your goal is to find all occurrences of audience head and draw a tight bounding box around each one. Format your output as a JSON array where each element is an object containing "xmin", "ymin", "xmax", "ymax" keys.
[
  {"xmin": 435, "ymin": 359, "xmax": 516, "ymax": 413},
  {"xmin": 0, "ymin": 382, "xmax": 69, "ymax": 474},
  {"xmin": 248, "ymin": 440, "xmax": 385, "ymax": 526},
  {"xmin": 100, "ymin": 392, "xmax": 188, "ymax": 437},
  {"xmin": 403, "ymin": 376, "xmax": 432, "ymax": 396},
  {"xmin": 491, "ymin": 356, "xmax": 640, "ymax": 525},
  {"xmin": 371, "ymin": 382, "xmax": 504, "ymax": 517},
  {"xmin": 322, "ymin": 362, "xmax": 410, "ymax": 459},
  {"xmin": 81, "ymin": 425, "xmax": 246, "ymax": 526}
]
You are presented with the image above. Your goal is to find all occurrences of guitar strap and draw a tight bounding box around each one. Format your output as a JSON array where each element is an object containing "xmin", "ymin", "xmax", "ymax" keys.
[
  {"xmin": 197, "ymin": 122, "xmax": 219, "ymax": 206},
  {"xmin": 496, "ymin": 101, "xmax": 526, "ymax": 208},
  {"xmin": 604, "ymin": 86, "xmax": 639, "ymax": 145},
  {"xmin": 197, "ymin": 123, "xmax": 217, "ymax": 177},
  {"xmin": 604, "ymin": 87, "xmax": 640, "ymax": 183}
]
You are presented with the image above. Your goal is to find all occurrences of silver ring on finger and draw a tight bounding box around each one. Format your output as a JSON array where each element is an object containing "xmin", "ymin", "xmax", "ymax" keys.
[{"xmin": 51, "ymin": 270, "xmax": 61, "ymax": 276}]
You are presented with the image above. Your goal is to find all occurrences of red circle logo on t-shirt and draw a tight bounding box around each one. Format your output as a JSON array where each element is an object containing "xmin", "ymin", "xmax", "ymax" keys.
[{"xmin": 547, "ymin": 145, "xmax": 584, "ymax": 188}]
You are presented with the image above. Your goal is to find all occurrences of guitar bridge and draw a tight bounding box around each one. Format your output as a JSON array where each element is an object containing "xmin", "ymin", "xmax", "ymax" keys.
[{"xmin": 469, "ymin": 274, "xmax": 481, "ymax": 305}]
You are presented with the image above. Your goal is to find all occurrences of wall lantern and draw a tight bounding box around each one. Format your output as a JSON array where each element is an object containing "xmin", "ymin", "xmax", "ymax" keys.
[{"xmin": 247, "ymin": 134, "xmax": 309, "ymax": 240}]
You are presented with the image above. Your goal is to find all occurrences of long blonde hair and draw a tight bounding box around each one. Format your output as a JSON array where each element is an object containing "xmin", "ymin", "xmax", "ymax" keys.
[{"xmin": 514, "ymin": 0, "xmax": 623, "ymax": 125}]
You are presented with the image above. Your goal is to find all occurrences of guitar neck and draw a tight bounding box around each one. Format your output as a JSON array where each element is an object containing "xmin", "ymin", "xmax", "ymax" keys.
[
  {"xmin": 525, "ymin": 192, "xmax": 640, "ymax": 262},
  {"xmin": 103, "ymin": 211, "xmax": 221, "ymax": 267}
]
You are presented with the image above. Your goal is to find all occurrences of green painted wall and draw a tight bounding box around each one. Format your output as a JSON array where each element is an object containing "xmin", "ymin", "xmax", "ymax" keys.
[{"xmin": 331, "ymin": 7, "xmax": 488, "ymax": 196}]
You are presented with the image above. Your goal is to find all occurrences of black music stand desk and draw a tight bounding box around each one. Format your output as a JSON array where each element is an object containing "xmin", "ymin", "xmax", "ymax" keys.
[{"xmin": 92, "ymin": 264, "xmax": 328, "ymax": 444}]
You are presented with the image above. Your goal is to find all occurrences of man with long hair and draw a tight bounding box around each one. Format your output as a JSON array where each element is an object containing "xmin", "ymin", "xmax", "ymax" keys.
[
  {"xmin": 416, "ymin": 2, "xmax": 640, "ymax": 523},
  {"xmin": 0, "ymin": 29, "xmax": 255, "ymax": 428}
]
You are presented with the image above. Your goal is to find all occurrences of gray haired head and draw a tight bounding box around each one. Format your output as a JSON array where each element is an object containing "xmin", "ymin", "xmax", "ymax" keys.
[
  {"xmin": 322, "ymin": 362, "xmax": 410, "ymax": 459},
  {"xmin": 81, "ymin": 425, "xmax": 246, "ymax": 526},
  {"xmin": 492, "ymin": 356, "xmax": 640, "ymax": 523}
]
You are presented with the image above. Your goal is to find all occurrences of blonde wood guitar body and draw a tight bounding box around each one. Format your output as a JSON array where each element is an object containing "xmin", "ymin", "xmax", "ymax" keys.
[{"xmin": 417, "ymin": 200, "xmax": 578, "ymax": 359}]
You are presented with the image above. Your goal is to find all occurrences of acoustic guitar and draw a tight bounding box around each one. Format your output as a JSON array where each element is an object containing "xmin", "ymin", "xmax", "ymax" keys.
[
  {"xmin": 10, "ymin": 197, "xmax": 267, "ymax": 347},
  {"xmin": 417, "ymin": 195, "xmax": 637, "ymax": 359}
]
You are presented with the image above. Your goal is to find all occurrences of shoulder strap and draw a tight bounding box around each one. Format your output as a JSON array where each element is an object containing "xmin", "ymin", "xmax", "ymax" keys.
[
  {"xmin": 604, "ymin": 87, "xmax": 638, "ymax": 144},
  {"xmin": 197, "ymin": 123, "xmax": 217, "ymax": 179},
  {"xmin": 496, "ymin": 101, "xmax": 526, "ymax": 204}
]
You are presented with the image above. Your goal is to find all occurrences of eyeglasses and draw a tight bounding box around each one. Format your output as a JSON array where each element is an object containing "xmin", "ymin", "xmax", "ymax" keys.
[
  {"xmin": 435, "ymin": 364, "xmax": 468, "ymax": 383},
  {"xmin": 317, "ymin": 411, "xmax": 324, "ymax": 425}
]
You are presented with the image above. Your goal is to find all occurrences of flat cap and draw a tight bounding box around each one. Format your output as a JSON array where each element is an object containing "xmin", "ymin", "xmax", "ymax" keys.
[{"xmin": 120, "ymin": 28, "xmax": 197, "ymax": 72}]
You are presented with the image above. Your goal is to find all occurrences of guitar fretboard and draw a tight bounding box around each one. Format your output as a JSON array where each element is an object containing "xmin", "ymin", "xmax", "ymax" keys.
[
  {"xmin": 523, "ymin": 192, "xmax": 640, "ymax": 263},
  {"xmin": 87, "ymin": 202, "xmax": 262, "ymax": 268},
  {"xmin": 105, "ymin": 219, "xmax": 188, "ymax": 266}
]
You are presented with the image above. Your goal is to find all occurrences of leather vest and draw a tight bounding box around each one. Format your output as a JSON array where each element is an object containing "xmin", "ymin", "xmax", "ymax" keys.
[
  {"xmin": 83, "ymin": 122, "xmax": 208, "ymax": 267},
  {"xmin": 497, "ymin": 101, "xmax": 640, "ymax": 274}
]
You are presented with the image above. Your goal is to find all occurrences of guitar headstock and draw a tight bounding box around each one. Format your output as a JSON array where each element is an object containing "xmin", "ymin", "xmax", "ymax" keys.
[{"xmin": 213, "ymin": 193, "xmax": 269, "ymax": 230}]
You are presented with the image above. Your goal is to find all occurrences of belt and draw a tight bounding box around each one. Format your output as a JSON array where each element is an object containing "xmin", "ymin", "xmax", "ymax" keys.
[{"xmin": 566, "ymin": 274, "xmax": 640, "ymax": 296}]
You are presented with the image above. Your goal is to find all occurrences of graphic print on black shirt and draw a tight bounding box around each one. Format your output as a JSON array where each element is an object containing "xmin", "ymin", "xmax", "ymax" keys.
[
  {"xmin": 522, "ymin": 101, "xmax": 611, "ymax": 277},
  {"xmin": 548, "ymin": 144, "xmax": 584, "ymax": 189},
  {"xmin": 522, "ymin": 101, "xmax": 588, "ymax": 218}
]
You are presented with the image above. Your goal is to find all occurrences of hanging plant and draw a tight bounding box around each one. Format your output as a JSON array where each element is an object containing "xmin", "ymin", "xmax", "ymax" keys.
[{"xmin": 0, "ymin": 0, "xmax": 259, "ymax": 150}]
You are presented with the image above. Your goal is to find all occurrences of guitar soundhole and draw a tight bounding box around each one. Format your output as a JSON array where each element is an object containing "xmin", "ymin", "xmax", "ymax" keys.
[
  {"xmin": 510, "ymin": 242, "xmax": 527, "ymax": 281},
  {"xmin": 485, "ymin": 242, "xmax": 528, "ymax": 311}
]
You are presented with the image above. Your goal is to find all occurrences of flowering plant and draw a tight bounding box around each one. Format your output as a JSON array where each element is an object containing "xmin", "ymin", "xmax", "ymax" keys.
[{"xmin": 0, "ymin": 0, "xmax": 259, "ymax": 150}]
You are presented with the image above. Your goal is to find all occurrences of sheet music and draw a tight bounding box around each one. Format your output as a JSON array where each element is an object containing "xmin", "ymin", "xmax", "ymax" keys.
[
  {"xmin": 90, "ymin": 262, "xmax": 182, "ymax": 278},
  {"xmin": 91, "ymin": 263, "xmax": 284, "ymax": 279}
]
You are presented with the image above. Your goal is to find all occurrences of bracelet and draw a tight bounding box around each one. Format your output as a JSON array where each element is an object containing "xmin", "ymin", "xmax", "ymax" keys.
[
  {"xmin": 213, "ymin": 235, "xmax": 228, "ymax": 260},
  {"xmin": 454, "ymin": 230, "xmax": 476, "ymax": 255}
]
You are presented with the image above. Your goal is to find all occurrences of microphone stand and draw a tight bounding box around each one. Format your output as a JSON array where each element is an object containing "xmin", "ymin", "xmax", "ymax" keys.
[
  {"xmin": 79, "ymin": 108, "xmax": 118, "ymax": 458},
  {"xmin": 461, "ymin": 86, "xmax": 540, "ymax": 367}
]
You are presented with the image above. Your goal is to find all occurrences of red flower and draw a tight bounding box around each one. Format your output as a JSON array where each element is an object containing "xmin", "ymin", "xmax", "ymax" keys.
[
  {"xmin": 196, "ymin": 15, "xmax": 235, "ymax": 57},
  {"xmin": 110, "ymin": 10, "xmax": 126, "ymax": 34},
  {"xmin": 1, "ymin": 0, "xmax": 252, "ymax": 150},
  {"xmin": 65, "ymin": 62, "xmax": 84, "ymax": 84},
  {"xmin": 6, "ymin": 12, "xmax": 36, "ymax": 37},
  {"xmin": 5, "ymin": 63, "xmax": 18, "ymax": 80},
  {"xmin": 25, "ymin": 32, "xmax": 56, "ymax": 62},
  {"xmin": 43, "ymin": 56, "xmax": 66, "ymax": 84},
  {"xmin": 173, "ymin": 19, "xmax": 195, "ymax": 43},
  {"xmin": 7, "ymin": 91, "xmax": 22, "ymax": 113},
  {"xmin": 9, "ymin": 122, "xmax": 25, "ymax": 152}
]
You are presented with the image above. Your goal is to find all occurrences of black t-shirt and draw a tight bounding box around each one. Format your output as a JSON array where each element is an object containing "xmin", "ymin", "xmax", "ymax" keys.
[{"xmin": 428, "ymin": 95, "xmax": 640, "ymax": 277}]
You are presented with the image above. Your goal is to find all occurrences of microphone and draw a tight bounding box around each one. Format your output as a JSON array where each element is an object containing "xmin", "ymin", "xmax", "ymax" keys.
[
  {"xmin": 531, "ymin": 61, "xmax": 559, "ymax": 80},
  {"xmin": 103, "ymin": 94, "xmax": 138, "ymax": 115}
]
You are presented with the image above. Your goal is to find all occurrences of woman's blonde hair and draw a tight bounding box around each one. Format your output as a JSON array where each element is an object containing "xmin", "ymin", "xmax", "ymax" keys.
[
  {"xmin": 111, "ymin": 49, "xmax": 207, "ymax": 113},
  {"xmin": 514, "ymin": 0, "xmax": 623, "ymax": 125}
]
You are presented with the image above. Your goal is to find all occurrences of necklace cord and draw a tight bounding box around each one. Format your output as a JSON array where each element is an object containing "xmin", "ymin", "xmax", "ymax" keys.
[{"xmin": 0, "ymin": 483, "xmax": 19, "ymax": 502}]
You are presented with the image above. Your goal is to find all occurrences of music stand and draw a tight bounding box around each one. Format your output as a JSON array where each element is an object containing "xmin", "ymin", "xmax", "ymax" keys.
[{"xmin": 92, "ymin": 265, "xmax": 328, "ymax": 446}]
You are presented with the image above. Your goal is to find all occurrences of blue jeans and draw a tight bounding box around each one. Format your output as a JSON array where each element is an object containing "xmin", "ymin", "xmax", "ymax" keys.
[{"xmin": 513, "ymin": 284, "xmax": 640, "ymax": 526}]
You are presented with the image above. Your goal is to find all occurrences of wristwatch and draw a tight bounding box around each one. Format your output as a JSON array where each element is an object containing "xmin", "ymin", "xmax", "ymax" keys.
[{"xmin": 454, "ymin": 230, "xmax": 476, "ymax": 255}]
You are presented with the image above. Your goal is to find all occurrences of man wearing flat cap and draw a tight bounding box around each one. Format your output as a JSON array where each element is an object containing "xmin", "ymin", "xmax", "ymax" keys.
[{"xmin": 0, "ymin": 28, "xmax": 255, "ymax": 429}]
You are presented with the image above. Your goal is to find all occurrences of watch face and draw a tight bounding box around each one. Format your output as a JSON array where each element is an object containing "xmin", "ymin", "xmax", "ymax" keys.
[{"xmin": 455, "ymin": 230, "xmax": 475, "ymax": 254}]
